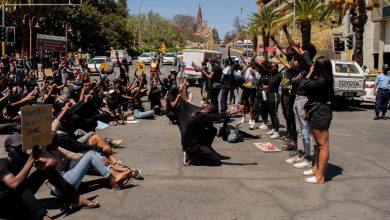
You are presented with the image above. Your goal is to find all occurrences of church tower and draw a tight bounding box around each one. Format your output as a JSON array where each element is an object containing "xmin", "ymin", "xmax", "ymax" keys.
[{"xmin": 196, "ymin": 5, "xmax": 203, "ymax": 35}]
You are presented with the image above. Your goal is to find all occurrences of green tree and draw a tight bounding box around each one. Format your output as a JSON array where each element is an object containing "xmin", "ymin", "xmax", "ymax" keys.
[
  {"xmin": 284, "ymin": 0, "xmax": 334, "ymax": 47},
  {"xmin": 212, "ymin": 28, "xmax": 220, "ymax": 44},
  {"xmin": 248, "ymin": 6, "xmax": 282, "ymax": 60}
]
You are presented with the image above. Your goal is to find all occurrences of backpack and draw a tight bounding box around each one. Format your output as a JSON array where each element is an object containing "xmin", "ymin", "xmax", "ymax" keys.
[{"xmin": 227, "ymin": 127, "xmax": 243, "ymax": 143}]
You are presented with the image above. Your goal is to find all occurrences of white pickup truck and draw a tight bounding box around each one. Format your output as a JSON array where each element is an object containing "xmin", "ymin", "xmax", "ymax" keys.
[{"xmin": 331, "ymin": 60, "xmax": 366, "ymax": 106}]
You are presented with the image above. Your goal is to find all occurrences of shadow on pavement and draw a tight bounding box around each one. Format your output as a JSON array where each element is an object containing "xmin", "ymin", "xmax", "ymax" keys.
[
  {"xmin": 77, "ymin": 178, "xmax": 138, "ymax": 195},
  {"xmin": 325, "ymin": 163, "xmax": 343, "ymax": 182},
  {"xmin": 221, "ymin": 162, "xmax": 258, "ymax": 166}
]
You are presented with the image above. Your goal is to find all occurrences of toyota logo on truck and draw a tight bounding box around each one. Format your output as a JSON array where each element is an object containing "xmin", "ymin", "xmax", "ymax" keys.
[{"xmin": 339, "ymin": 80, "xmax": 360, "ymax": 87}]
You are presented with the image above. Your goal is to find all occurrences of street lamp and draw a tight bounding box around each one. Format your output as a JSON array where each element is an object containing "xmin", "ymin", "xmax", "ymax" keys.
[
  {"xmin": 63, "ymin": 22, "xmax": 72, "ymax": 56},
  {"xmin": 138, "ymin": 0, "xmax": 145, "ymax": 49},
  {"xmin": 23, "ymin": 15, "xmax": 40, "ymax": 58}
]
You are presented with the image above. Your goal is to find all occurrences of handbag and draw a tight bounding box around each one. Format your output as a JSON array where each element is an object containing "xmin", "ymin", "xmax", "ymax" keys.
[{"xmin": 304, "ymin": 102, "xmax": 321, "ymax": 120}]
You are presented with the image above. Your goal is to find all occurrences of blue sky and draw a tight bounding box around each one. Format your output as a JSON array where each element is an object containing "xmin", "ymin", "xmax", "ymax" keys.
[{"xmin": 127, "ymin": 0, "xmax": 258, "ymax": 37}]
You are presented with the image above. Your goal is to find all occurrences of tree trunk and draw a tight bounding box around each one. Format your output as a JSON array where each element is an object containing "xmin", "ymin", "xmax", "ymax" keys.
[
  {"xmin": 263, "ymin": 30, "xmax": 270, "ymax": 62},
  {"xmin": 253, "ymin": 34, "xmax": 258, "ymax": 55},
  {"xmin": 351, "ymin": 0, "xmax": 367, "ymax": 66},
  {"xmin": 300, "ymin": 19, "xmax": 311, "ymax": 48}
]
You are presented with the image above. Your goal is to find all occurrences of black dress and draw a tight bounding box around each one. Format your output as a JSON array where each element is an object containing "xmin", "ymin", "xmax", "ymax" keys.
[{"xmin": 300, "ymin": 76, "xmax": 333, "ymax": 129}]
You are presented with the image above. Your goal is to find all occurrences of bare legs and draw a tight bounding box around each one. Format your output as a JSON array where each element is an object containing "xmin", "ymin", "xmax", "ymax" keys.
[
  {"xmin": 310, "ymin": 128, "xmax": 329, "ymax": 184},
  {"xmin": 88, "ymin": 134, "xmax": 118, "ymax": 165}
]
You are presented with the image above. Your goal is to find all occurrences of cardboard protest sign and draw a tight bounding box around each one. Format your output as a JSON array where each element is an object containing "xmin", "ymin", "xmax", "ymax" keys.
[
  {"xmin": 21, "ymin": 105, "xmax": 53, "ymax": 151},
  {"xmin": 254, "ymin": 142, "xmax": 281, "ymax": 153},
  {"xmin": 44, "ymin": 68, "xmax": 53, "ymax": 78}
]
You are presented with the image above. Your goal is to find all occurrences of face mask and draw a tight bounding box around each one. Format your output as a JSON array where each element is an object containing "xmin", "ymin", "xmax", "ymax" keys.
[{"xmin": 9, "ymin": 151, "xmax": 20, "ymax": 160}]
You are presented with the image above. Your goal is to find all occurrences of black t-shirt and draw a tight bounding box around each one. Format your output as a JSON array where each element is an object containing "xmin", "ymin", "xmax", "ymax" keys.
[
  {"xmin": 268, "ymin": 73, "xmax": 282, "ymax": 93},
  {"xmin": 298, "ymin": 52, "xmax": 313, "ymax": 73},
  {"xmin": 281, "ymin": 68, "xmax": 294, "ymax": 91},
  {"xmin": 0, "ymin": 158, "xmax": 12, "ymax": 192},
  {"xmin": 300, "ymin": 76, "xmax": 333, "ymax": 104},
  {"xmin": 295, "ymin": 53, "xmax": 313, "ymax": 96},
  {"xmin": 210, "ymin": 65, "xmax": 223, "ymax": 86}
]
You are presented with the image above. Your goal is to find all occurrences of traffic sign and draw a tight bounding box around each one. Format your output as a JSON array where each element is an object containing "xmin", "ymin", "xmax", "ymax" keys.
[
  {"xmin": 100, "ymin": 62, "xmax": 109, "ymax": 72},
  {"xmin": 265, "ymin": 47, "xmax": 276, "ymax": 52},
  {"xmin": 137, "ymin": 61, "xmax": 145, "ymax": 71}
]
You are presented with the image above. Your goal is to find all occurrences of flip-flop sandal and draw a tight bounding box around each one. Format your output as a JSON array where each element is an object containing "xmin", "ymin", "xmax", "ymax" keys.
[
  {"xmin": 302, "ymin": 169, "xmax": 314, "ymax": 176},
  {"xmin": 305, "ymin": 176, "xmax": 318, "ymax": 184},
  {"xmin": 112, "ymin": 176, "xmax": 131, "ymax": 191},
  {"xmin": 72, "ymin": 201, "xmax": 100, "ymax": 209}
]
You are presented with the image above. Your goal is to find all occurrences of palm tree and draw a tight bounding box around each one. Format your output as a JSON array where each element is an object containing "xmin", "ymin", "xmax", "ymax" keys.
[
  {"xmin": 350, "ymin": 0, "xmax": 368, "ymax": 65},
  {"xmin": 248, "ymin": 6, "xmax": 282, "ymax": 61},
  {"xmin": 243, "ymin": 23, "xmax": 259, "ymax": 55},
  {"xmin": 284, "ymin": 0, "xmax": 334, "ymax": 48}
]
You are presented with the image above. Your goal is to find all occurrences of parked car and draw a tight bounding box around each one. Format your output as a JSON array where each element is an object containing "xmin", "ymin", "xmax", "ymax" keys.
[
  {"xmin": 137, "ymin": 52, "xmax": 153, "ymax": 64},
  {"xmin": 236, "ymin": 40, "xmax": 243, "ymax": 46},
  {"xmin": 220, "ymin": 41, "xmax": 226, "ymax": 47},
  {"xmin": 354, "ymin": 74, "xmax": 377, "ymax": 104},
  {"xmin": 87, "ymin": 57, "xmax": 114, "ymax": 74},
  {"xmin": 331, "ymin": 60, "xmax": 366, "ymax": 107},
  {"xmin": 176, "ymin": 51, "xmax": 184, "ymax": 59},
  {"xmin": 163, "ymin": 52, "xmax": 175, "ymax": 65},
  {"xmin": 110, "ymin": 50, "xmax": 132, "ymax": 65}
]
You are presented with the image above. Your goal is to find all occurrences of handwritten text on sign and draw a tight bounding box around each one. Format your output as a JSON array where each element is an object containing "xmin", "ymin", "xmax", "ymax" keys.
[{"xmin": 21, "ymin": 105, "xmax": 53, "ymax": 151}]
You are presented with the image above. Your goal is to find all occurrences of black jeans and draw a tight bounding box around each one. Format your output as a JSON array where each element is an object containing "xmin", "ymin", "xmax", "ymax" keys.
[
  {"xmin": 208, "ymin": 87, "xmax": 221, "ymax": 107},
  {"xmin": 188, "ymin": 127, "xmax": 222, "ymax": 166},
  {"xmin": 252, "ymin": 90, "xmax": 268, "ymax": 122},
  {"xmin": 267, "ymin": 92, "xmax": 280, "ymax": 132},
  {"xmin": 220, "ymin": 88, "xmax": 230, "ymax": 113},
  {"xmin": 375, "ymin": 89, "xmax": 390, "ymax": 114},
  {"xmin": 281, "ymin": 91, "xmax": 297, "ymax": 142},
  {"xmin": 0, "ymin": 169, "xmax": 76, "ymax": 220}
]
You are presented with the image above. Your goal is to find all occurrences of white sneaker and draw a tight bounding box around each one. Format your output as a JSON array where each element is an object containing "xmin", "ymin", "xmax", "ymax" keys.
[
  {"xmin": 183, "ymin": 152, "xmax": 190, "ymax": 166},
  {"xmin": 238, "ymin": 116, "xmax": 246, "ymax": 123},
  {"xmin": 293, "ymin": 160, "xmax": 312, "ymax": 169},
  {"xmin": 259, "ymin": 123, "xmax": 268, "ymax": 130},
  {"xmin": 266, "ymin": 129, "xmax": 275, "ymax": 135},
  {"xmin": 249, "ymin": 123, "xmax": 256, "ymax": 130},
  {"xmin": 285, "ymin": 155, "xmax": 304, "ymax": 164},
  {"xmin": 270, "ymin": 132, "xmax": 280, "ymax": 139}
]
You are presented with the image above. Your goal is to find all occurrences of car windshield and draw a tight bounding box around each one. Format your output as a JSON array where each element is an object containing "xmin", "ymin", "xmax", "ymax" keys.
[
  {"xmin": 89, "ymin": 59, "xmax": 105, "ymax": 64},
  {"xmin": 177, "ymin": 52, "xmax": 183, "ymax": 55},
  {"xmin": 165, "ymin": 54, "xmax": 174, "ymax": 57},
  {"xmin": 335, "ymin": 63, "xmax": 360, "ymax": 74},
  {"xmin": 140, "ymin": 54, "xmax": 150, "ymax": 58}
]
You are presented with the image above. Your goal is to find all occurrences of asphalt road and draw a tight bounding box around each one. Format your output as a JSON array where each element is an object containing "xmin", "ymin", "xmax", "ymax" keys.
[{"xmin": 0, "ymin": 58, "xmax": 390, "ymax": 220}]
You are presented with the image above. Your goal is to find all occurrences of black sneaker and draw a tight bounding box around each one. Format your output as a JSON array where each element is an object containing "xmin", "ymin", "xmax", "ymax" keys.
[
  {"xmin": 373, "ymin": 115, "xmax": 380, "ymax": 120},
  {"xmin": 282, "ymin": 144, "xmax": 297, "ymax": 151}
]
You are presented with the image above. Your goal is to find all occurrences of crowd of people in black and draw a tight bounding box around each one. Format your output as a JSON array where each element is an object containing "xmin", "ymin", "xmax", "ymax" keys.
[
  {"xmin": 0, "ymin": 24, "xmax": 337, "ymax": 219},
  {"xmin": 171, "ymin": 25, "xmax": 335, "ymax": 186},
  {"xmin": 0, "ymin": 52, "xmax": 152, "ymax": 219}
]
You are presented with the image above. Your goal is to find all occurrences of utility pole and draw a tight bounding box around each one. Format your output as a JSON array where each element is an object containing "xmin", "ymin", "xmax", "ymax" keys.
[
  {"xmin": 138, "ymin": 0, "xmax": 144, "ymax": 49},
  {"xmin": 2, "ymin": 4, "xmax": 5, "ymax": 57}
]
